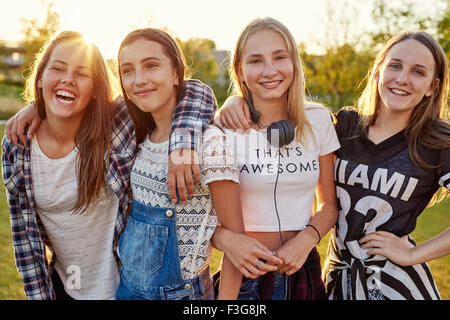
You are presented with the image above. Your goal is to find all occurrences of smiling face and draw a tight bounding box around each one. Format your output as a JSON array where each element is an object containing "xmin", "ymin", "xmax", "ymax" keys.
[
  {"xmin": 238, "ymin": 29, "xmax": 294, "ymax": 106},
  {"xmin": 119, "ymin": 38, "xmax": 179, "ymax": 115},
  {"xmin": 38, "ymin": 41, "xmax": 94, "ymax": 122},
  {"xmin": 376, "ymin": 39, "xmax": 438, "ymax": 117}
]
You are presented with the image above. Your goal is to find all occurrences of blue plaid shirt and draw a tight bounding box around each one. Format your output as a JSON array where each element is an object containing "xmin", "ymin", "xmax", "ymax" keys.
[{"xmin": 1, "ymin": 79, "xmax": 216, "ymax": 299}]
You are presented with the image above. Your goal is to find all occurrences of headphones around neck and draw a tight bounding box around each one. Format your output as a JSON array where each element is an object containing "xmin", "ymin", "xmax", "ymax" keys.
[
  {"xmin": 247, "ymin": 94, "xmax": 296, "ymax": 245},
  {"xmin": 247, "ymin": 95, "xmax": 295, "ymax": 148}
]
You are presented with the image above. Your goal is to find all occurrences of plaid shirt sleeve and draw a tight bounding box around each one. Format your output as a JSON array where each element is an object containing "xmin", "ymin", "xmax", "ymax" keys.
[
  {"xmin": 2, "ymin": 137, "xmax": 53, "ymax": 300},
  {"xmin": 108, "ymin": 99, "xmax": 137, "ymax": 242},
  {"xmin": 169, "ymin": 79, "xmax": 217, "ymax": 153}
]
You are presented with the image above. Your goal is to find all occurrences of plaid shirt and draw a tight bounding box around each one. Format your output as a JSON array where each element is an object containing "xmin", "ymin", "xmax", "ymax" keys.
[
  {"xmin": 169, "ymin": 79, "xmax": 217, "ymax": 153},
  {"xmin": 1, "ymin": 79, "xmax": 216, "ymax": 299}
]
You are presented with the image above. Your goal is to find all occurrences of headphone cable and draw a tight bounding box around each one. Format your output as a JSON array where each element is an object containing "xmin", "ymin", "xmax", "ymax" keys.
[{"xmin": 274, "ymin": 148, "xmax": 284, "ymax": 245}]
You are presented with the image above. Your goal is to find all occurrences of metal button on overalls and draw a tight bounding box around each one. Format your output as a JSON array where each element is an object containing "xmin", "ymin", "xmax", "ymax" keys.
[
  {"xmin": 184, "ymin": 283, "xmax": 191, "ymax": 290},
  {"xmin": 166, "ymin": 209, "xmax": 173, "ymax": 217}
]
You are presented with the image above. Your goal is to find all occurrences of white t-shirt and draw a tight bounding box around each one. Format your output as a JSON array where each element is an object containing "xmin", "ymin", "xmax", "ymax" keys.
[
  {"xmin": 130, "ymin": 125, "xmax": 239, "ymax": 279},
  {"xmin": 31, "ymin": 137, "xmax": 119, "ymax": 300},
  {"xmin": 224, "ymin": 105, "xmax": 340, "ymax": 232}
]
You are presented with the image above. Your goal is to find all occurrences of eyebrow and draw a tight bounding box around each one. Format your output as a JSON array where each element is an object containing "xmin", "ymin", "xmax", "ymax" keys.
[
  {"xmin": 246, "ymin": 49, "xmax": 289, "ymax": 59},
  {"xmin": 121, "ymin": 57, "xmax": 161, "ymax": 67},
  {"xmin": 390, "ymin": 58, "xmax": 429, "ymax": 70},
  {"xmin": 50, "ymin": 59, "xmax": 90, "ymax": 70}
]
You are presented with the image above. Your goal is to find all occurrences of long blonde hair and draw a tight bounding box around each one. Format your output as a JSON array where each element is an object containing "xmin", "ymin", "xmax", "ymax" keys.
[
  {"xmin": 356, "ymin": 31, "xmax": 450, "ymax": 205},
  {"xmin": 230, "ymin": 17, "xmax": 311, "ymax": 143}
]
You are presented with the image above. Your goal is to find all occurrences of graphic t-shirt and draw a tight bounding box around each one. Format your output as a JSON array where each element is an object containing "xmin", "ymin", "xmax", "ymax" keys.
[
  {"xmin": 324, "ymin": 108, "xmax": 448, "ymax": 300},
  {"xmin": 224, "ymin": 104, "xmax": 340, "ymax": 232}
]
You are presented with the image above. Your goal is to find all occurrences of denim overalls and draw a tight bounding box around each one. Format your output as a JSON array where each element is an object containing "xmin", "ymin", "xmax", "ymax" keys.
[{"xmin": 116, "ymin": 200, "xmax": 214, "ymax": 300}]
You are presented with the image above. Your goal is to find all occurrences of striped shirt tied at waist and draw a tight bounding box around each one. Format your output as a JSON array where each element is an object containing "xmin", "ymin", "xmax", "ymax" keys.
[{"xmin": 323, "ymin": 235, "xmax": 441, "ymax": 300}]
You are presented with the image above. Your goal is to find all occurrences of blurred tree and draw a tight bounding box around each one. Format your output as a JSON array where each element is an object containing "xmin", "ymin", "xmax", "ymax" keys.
[
  {"xmin": 299, "ymin": 0, "xmax": 373, "ymax": 111},
  {"xmin": 301, "ymin": 43, "xmax": 373, "ymax": 111},
  {"xmin": 370, "ymin": 0, "xmax": 448, "ymax": 53},
  {"xmin": 179, "ymin": 38, "xmax": 219, "ymax": 85},
  {"xmin": 300, "ymin": 0, "xmax": 449, "ymax": 111},
  {"xmin": 436, "ymin": 2, "xmax": 450, "ymax": 60},
  {"xmin": 178, "ymin": 37, "xmax": 229, "ymax": 105},
  {"xmin": 20, "ymin": 0, "xmax": 60, "ymax": 73}
]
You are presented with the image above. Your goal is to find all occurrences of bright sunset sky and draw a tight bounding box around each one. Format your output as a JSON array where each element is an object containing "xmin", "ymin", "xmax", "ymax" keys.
[{"xmin": 0, "ymin": 0, "xmax": 440, "ymax": 59}]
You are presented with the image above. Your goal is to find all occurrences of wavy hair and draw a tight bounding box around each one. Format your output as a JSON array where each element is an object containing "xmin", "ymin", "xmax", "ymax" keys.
[
  {"xmin": 355, "ymin": 31, "xmax": 449, "ymax": 205},
  {"xmin": 23, "ymin": 31, "xmax": 119, "ymax": 213}
]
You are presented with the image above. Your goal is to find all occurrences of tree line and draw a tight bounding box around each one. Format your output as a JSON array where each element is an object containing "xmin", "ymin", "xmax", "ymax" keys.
[{"xmin": 2, "ymin": 0, "xmax": 449, "ymax": 110}]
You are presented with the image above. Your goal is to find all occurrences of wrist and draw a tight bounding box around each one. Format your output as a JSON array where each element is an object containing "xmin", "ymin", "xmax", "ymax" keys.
[
  {"xmin": 211, "ymin": 226, "xmax": 232, "ymax": 252},
  {"xmin": 295, "ymin": 227, "xmax": 318, "ymax": 249},
  {"xmin": 304, "ymin": 224, "xmax": 321, "ymax": 245}
]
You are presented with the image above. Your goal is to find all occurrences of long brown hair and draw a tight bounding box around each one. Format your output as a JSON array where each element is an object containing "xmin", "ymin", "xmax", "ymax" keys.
[
  {"xmin": 230, "ymin": 17, "xmax": 312, "ymax": 144},
  {"xmin": 23, "ymin": 31, "xmax": 119, "ymax": 213},
  {"xmin": 117, "ymin": 28, "xmax": 187, "ymax": 144},
  {"xmin": 356, "ymin": 31, "xmax": 450, "ymax": 204}
]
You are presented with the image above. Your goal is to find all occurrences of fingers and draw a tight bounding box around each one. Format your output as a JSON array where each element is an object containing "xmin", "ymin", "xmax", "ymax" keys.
[
  {"xmin": 184, "ymin": 166, "xmax": 194, "ymax": 198},
  {"xmin": 230, "ymin": 106, "xmax": 251, "ymax": 131},
  {"xmin": 242, "ymin": 101, "xmax": 252, "ymax": 124},
  {"xmin": 221, "ymin": 111, "xmax": 240, "ymax": 130},
  {"xmin": 176, "ymin": 169, "xmax": 188, "ymax": 204},
  {"xmin": 16, "ymin": 116, "xmax": 29, "ymax": 146},
  {"xmin": 26, "ymin": 119, "xmax": 40, "ymax": 141},
  {"xmin": 168, "ymin": 149, "xmax": 199, "ymax": 205},
  {"xmin": 5, "ymin": 117, "xmax": 16, "ymax": 146},
  {"xmin": 167, "ymin": 171, "xmax": 178, "ymax": 203}
]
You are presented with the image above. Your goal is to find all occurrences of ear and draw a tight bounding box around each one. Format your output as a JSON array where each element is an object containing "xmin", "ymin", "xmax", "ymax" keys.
[
  {"xmin": 173, "ymin": 69, "xmax": 179, "ymax": 86},
  {"xmin": 37, "ymin": 79, "xmax": 43, "ymax": 88},
  {"xmin": 374, "ymin": 71, "xmax": 379, "ymax": 83},
  {"xmin": 425, "ymin": 78, "xmax": 440, "ymax": 97},
  {"xmin": 237, "ymin": 66, "xmax": 245, "ymax": 83}
]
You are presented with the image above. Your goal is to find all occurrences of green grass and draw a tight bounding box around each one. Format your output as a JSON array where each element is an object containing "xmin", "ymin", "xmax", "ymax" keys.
[
  {"xmin": 0, "ymin": 83, "xmax": 24, "ymax": 119},
  {"xmin": 0, "ymin": 121, "xmax": 448, "ymax": 299}
]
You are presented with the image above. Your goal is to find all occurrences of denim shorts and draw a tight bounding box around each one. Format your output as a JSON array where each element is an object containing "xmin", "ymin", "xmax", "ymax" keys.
[{"xmin": 238, "ymin": 272, "xmax": 289, "ymax": 300}]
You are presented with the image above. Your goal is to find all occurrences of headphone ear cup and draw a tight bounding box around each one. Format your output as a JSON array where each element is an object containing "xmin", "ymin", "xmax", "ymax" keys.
[{"xmin": 267, "ymin": 120, "xmax": 295, "ymax": 147}]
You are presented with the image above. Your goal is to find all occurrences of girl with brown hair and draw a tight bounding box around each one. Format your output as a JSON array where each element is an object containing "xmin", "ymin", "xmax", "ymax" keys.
[
  {"xmin": 2, "ymin": 31, "xmax": 132, "ymax": 299},
  {"xmin": 114, "ymin": 28, "xmax": 245, "ymax": 300}
]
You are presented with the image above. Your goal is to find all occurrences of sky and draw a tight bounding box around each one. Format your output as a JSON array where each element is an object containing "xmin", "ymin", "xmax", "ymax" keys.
[{"xmin": 0, "ymin": 0, "xmax": 439, "ymax": 59}]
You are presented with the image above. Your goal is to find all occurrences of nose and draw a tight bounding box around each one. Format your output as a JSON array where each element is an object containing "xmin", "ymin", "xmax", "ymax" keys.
[
  {"xmin": 262, "ymin": 61, "xmax": 277, "ymax": 78},
  {"xmin": 135, "ymin": 69, "xmax": 149, "ymax": 87},
  {"xmin": 60, "ymin": 72, "xmax": 75, "ymax": 85},
  {"xmin": 395, "ymin": 69, "xmax": 409, "ymax": 85}
]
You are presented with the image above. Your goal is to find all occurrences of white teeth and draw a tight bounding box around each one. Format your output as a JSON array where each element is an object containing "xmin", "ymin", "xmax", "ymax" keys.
[
  {"xmin": 56, "ymin": 90, "xmax": 75, "ymax": 99},
  {"xmin": 57, "ymin": 98, "xmax": 73, "ymax": 105},
  {"xmin": 391, "ymin": 88, "xmax": 408, "ymax": 96},
  {"xmin": 262, "ymin": 81, "xmax": 281, "ymax": 86}
]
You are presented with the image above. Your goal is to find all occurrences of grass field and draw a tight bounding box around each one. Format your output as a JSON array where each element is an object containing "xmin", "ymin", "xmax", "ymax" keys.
[{"xmin": 0, "ymin": 121, "xmax": 448, "ymax": 300}]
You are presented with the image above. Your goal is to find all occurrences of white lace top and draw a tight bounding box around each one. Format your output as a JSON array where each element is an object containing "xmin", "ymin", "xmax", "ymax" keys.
[{"xmin": 130, "ymin": 125, "xmax": 239, "ymax": 279}]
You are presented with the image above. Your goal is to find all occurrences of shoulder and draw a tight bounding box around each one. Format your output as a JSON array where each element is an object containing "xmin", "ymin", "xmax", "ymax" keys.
[
  {"xmin": 202, "ymin": 124, "xmax": 227, "ymax": 144},
  {"xmin": 304, "ymin": 102, "xmax": 334, "ymax": 124},
  {"xmin": 334, "ymin": 106, "xmax": 361, "ymax": 139}
]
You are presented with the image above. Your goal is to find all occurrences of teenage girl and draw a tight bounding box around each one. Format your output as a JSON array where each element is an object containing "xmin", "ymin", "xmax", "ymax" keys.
[
  {"xmin": 114, "ymin": 28, "xmax": 246, "ymax": 300},
  {"xmin": 2, "ymin": 31, "xmax": 131, "ymax": 299},
  {"xmin": 218, "ymin": 17, "xmax": 339, "ymax": 300}
]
